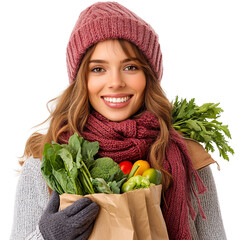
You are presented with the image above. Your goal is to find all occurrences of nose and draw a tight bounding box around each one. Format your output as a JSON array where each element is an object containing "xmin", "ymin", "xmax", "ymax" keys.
[{"xmin": 107, "ymin": 70, "xmax": 126, "ymax": 89}]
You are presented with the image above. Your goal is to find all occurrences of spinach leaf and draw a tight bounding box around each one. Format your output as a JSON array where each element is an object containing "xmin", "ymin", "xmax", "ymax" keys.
[
  {"xmin": 41, "ymin": 143, "xmax": 64, "ymax": 194},
  {"xmin": 41, "ymin": 132, "xmax": 128, "ymax": 195},
  {"xmin": 68, "ymin": 132, "xmax": 83, "ymax": 153},
  {"xmin": 81, "ymin": 140, "xmax": 99, "ymax": 169},
  {"xmin": 41, "ymin": 141, "xmax": 83, "ymax": 195},
  {"xmin": 57, "ymin": 147, "xmax": 83, "ymax": 195}
]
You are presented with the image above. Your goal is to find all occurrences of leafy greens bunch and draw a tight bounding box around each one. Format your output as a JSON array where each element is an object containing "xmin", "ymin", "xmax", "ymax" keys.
[
  {"xmin": 41, "ymin": 133, "xmax": 127, "ymax": 195},
  {"xmin": 172, "ymin": 96, "xmax": 234, "ymax": 161}
]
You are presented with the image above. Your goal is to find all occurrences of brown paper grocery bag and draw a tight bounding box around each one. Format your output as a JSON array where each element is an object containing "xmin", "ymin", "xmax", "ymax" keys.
[{"xmin": 60, "ymin": 185, "xmax": 169, "ymax": 240}]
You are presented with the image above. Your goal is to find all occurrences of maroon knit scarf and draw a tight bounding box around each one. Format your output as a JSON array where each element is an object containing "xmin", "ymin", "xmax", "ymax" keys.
[{"xmin": 62, "ymin": 110, "xmax": 207, "ymax": 239}]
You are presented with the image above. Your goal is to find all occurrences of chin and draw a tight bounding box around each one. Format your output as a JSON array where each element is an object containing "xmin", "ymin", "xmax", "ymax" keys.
[
  {"xmin": 97, "ymin": 110, "xmax": 131, "ymax": 122},
  {"xmin": 102, "ymin": 109, "xmax": 143, "ymax": 122},
  {"xmin": 104, "ymin": 114, "xmax": 129, "ymax": 122}
]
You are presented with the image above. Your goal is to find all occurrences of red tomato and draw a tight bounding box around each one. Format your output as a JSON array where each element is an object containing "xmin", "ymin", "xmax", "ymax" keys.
[{"xmin": 119, "ymin": 161, "xmax": 133, "ymax": 175}]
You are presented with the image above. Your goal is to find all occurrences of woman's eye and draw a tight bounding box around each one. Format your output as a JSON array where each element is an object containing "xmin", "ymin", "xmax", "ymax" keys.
[
  {"xmin": 125, "ymin": 65, "xmax": 138, "ymax": 71},
  {"xmin": 91, "ymin": 67, "xmax": 104, "ymax": 73}
]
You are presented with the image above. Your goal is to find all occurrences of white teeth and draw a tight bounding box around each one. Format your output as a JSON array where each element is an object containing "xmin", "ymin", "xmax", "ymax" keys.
[{"xmin": 103, "ymin": 96, "xmax": 130, "ymax": 103}]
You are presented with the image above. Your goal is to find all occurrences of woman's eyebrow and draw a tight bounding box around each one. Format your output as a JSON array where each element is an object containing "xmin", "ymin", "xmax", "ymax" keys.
[
  {"xmin": 89, "ymin": 59, "xmax": 108, "ymax": 64},
  {"xmin": 89, "ymin": 58, "xmax": 139, "ymax": 64},
  {"xmin": 121, "ymin": 58, "xmax": 139, "ymax": 63}
]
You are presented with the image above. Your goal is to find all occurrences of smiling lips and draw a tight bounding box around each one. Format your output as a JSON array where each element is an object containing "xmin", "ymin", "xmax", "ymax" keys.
[{"xmin": 102, "ymin": 95, "xmax": 132, "ymax": 108}]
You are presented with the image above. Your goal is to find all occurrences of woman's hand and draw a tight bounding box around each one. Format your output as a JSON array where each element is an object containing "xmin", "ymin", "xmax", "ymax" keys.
[{"xmin": 39, "ymin": 191, "xmax": 99, "ymax": 240}]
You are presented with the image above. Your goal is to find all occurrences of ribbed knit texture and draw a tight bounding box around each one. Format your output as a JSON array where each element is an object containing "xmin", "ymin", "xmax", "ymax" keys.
[
  {"xmin": 162, "ymin": 130, "xmax": 207, "ymax": 239},
  {"xmin": 66, "ymin": 1, "xmax": 162, "ymax": 83},
  {"xmin": 189, "ymin": 167, "xmax": 227, "ymax": 240},
  {"xmin": 82, "ymin": 110, "xmax": 160, "ymax": 162},
  {"xmin": 10, "ymin": 157, "xmax": 49, "ymax": 240},
  {"xmin": 62, "ymin": 110, "xmax": 207, "ymax": 239},
  {"xmin": 25, "ymin": 226, "xmax": 43, "ymax": 240}
]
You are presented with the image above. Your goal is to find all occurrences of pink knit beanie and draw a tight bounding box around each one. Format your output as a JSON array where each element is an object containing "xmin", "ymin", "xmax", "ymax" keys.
[{"xmin": 66, "ymin": 1, "xmax": 163, "ymax": 84}]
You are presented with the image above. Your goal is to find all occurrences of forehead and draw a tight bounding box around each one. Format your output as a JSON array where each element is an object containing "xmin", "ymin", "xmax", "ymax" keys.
[{"xmin": 90, "ymin": 39, "xmax": 136, "ymax": 59}]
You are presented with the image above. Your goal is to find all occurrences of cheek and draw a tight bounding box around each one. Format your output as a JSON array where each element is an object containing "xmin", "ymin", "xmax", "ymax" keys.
[
  {"xmin": 132, "ymin": 74, "xmax": 146, "ymax": 95},
  {"xmin": 87, "ymin": 77, "xmax": 103, "ymax": 96},
  {"xmin": 139, "ymin": 80, "xmax": 146, "ymax": 94}
]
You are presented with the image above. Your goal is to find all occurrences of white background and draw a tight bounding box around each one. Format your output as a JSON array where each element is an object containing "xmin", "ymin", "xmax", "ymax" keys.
[{"xmin": 1, "ymin": 0, "xmax": 239, "ymax": 239}]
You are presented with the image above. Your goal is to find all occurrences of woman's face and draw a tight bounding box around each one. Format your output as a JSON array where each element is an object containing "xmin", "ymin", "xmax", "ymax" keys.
[{"xmin": 87, "ymin": 39, "xmax": 146, "ymax": 121}]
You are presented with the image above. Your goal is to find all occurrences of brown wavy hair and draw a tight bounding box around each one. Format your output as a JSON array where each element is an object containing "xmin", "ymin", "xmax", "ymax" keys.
[{"xmin": 22, "ymin": 39, "xmax": 173, "ymax": 189}]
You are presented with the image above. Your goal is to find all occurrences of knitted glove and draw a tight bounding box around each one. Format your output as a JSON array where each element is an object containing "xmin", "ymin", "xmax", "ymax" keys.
[{"xmin": 39, "ymin": 191, "xmax": 99, "ymax": 240}]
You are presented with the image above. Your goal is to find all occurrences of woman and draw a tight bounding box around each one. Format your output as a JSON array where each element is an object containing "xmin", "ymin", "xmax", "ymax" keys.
[{"xmin": 10, "ymin": 2, "xmax": 226, "ymax": 240}]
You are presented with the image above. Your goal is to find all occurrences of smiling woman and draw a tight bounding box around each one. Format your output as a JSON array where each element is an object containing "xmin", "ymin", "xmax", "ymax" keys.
[
  {"xmin": 10, "ymin": 1, "xmax": 228, "ymax": 240},
  {"xmin": 87, "ymin": 39, "xmax": 146, "ymax": 122}
]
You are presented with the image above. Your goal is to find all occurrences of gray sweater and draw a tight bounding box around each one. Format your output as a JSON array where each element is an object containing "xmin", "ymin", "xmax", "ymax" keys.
[{"xmin": 10, "ymin": 157, "xmax": 227, "ymax": 240}]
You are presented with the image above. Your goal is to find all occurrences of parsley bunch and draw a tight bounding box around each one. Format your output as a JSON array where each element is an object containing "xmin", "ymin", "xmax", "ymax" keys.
[{"xmin": 172, "ymin": 96, "xmax": 234, "ymax": 161}]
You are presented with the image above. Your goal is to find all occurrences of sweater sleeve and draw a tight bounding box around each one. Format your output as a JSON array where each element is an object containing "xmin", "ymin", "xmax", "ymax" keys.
[
  {"xmin": 189, "ymin": 166, "xmax": 227, "ymax": 240},
  {"xmin": 10, "ymin": 157, "xmax": 50, "ymax": 240}
]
